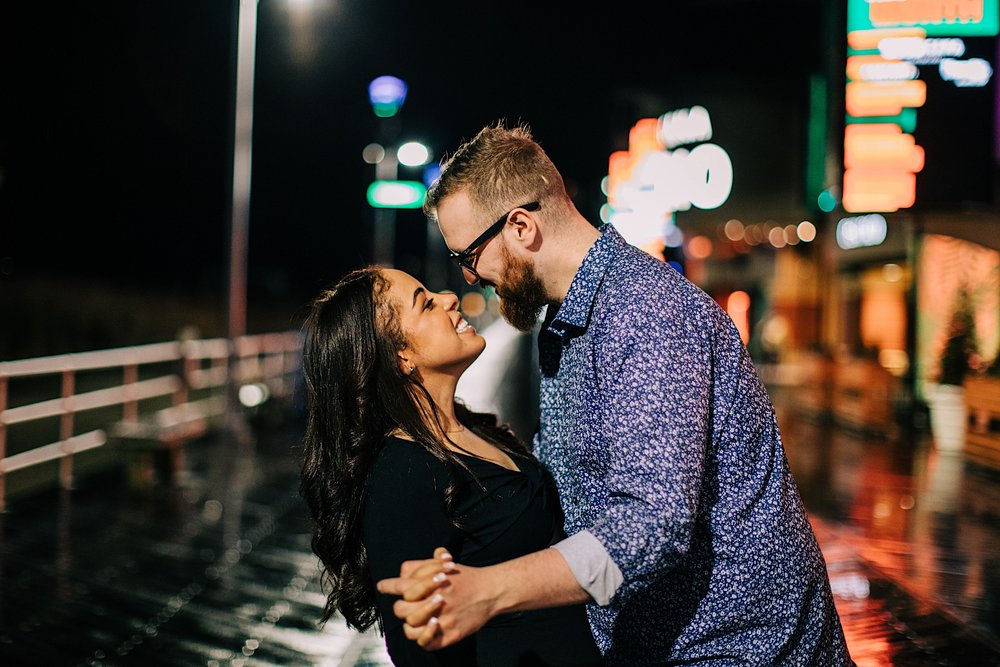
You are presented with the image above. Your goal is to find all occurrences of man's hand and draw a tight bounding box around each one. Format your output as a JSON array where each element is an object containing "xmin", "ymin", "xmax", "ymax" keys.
[
  {"xmin": 376, "ymin": 546, "xmax": 589, "ymax": 650},
  {"xmin": 377, "ymin": 548, "xmax": 500, "ymax": 650}
]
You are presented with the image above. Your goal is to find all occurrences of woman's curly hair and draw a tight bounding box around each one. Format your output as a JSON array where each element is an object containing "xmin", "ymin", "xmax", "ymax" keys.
[{"xmin": 298, "ymin": 267, "xmax": 526, "ymax": 631}]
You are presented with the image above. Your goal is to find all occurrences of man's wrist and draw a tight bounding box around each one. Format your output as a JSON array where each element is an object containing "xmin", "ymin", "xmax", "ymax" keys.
[
  {"xmin": 478, "ymin": 548, "xmax": 590, "ymax": 616},
  {"xmin": 482, "ymin": 562, "xmax": 518, "ymax": 616}
]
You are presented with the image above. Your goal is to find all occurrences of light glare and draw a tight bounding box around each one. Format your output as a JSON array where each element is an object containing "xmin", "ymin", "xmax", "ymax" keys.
[
  {"xmin": 238, "ymin": 383, "xmax": 270, "ymax": 408},
  {"xmin": 398, "ymin": 142, "xmax": 430, "ymax": 167}
]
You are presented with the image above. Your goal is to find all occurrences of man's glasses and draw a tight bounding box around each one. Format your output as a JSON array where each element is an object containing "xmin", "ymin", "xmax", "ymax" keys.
[{"xmin": 449, "ymin": 201, "xmax": 540, "ymax": 280}]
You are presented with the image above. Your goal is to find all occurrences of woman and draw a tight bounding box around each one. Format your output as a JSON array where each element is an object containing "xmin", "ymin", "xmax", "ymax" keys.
[{"xmin": 299, "ymin": 266, "xmax": 603, "ymax": 666}]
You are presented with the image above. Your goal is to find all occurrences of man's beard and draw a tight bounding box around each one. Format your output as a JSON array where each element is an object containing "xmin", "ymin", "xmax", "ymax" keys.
[{"xmin": 497, "ymin": 243, "xmax": 548, "ymax": 333}]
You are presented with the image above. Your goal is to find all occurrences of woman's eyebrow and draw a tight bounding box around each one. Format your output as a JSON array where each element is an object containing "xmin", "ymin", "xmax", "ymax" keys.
[{"xmin": 412, "ymin": 287, "xmax": 425, "ymax": 308}]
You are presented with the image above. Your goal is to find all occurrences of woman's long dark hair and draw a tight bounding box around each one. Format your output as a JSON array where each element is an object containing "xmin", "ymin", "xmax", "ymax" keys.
[{"xmin": 299, "ymin": 266, "xmax": 528, "ymax": 632}]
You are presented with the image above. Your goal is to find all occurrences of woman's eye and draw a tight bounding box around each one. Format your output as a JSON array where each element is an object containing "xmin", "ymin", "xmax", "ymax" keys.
[{"xmin": 424, "ymin": 298, "xmax": 435, "ymax": 311}]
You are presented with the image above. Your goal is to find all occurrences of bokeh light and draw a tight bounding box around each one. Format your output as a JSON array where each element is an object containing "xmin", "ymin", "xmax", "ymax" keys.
[
  {"xmin": 460, "ymin": 291, "xmax": 487, "ymax": 318},
  {"xmin": 362, "ymin": 143, "xmax": 385, "ymax": 164},
  {"xmin": 724, "ymin": 219, "xmax": 745, "ymax": 241},
  {"xmin": 688, "ymin": 235, "xmax": 713, "ymax": 259},
  {"xmin": 797, "ymin": 220, "xmax": 817, "ymax": 242},
  {"xmin": 397, "ymin": 141, "xmax": 430, "ymax": 167},
  {"xmin": 818, "ymin": 189, "xmax": 837, "ymax": 213}
]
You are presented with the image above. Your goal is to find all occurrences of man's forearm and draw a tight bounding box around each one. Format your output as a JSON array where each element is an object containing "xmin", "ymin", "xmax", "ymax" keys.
[{"xmin": 485, "ymin": 547, "xmax": 591, "ymax": 615}]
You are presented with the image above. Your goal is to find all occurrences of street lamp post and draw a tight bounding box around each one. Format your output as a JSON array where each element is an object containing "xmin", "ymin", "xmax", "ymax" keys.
[
  {"xmin": 372, "ymin": 144, "xmax": 399, "ymax": 266},
  {"xmin": 228, "ymin": 0, "xmax": 257, "ymax": 342},
  {"xmin": 226, "ymin": 0, "xmax": 258, "ymax": 427}
]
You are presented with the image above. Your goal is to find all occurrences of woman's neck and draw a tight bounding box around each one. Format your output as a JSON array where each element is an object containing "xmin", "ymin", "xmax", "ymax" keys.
[{"xmin": 418, "ymin": 374, "xmax": 464, "ymax": 433}]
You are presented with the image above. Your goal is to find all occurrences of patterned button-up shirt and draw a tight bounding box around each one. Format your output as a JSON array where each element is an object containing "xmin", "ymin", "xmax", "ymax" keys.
[{"xmin": 535, "ymin": 224, "xmax": 852, "ymax": 665}]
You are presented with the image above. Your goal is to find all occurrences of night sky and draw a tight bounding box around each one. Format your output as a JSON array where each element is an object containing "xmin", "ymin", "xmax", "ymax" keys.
[{"xmin": 1, "ymin": 1, "xmax": 830, "ymax": 356}]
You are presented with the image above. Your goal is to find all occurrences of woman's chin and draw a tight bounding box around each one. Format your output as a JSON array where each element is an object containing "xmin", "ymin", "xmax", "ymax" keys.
[{"xmin": 462, "ymin": 342, "xmax": 487, "ymax": 368}]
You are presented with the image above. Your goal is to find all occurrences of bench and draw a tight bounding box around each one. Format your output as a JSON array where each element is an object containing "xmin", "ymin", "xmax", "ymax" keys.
[
  {"xmin": 108, "ymin": 396, "xmax": 226, "ymax": 489},
  {"xmin": 964, "ymin": 375, "xmax": 1000, "ymax": 469}
]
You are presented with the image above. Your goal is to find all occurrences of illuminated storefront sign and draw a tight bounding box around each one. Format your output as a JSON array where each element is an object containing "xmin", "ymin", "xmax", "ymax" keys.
[
  {"xmin": 848, "ymin": 0, "xmax": 999, "ymax": 37},
  {"xmin": 606, "ymin": 106, "xmax": 733, "ymax": 248},
  {"xmin": 843, "ymin": 0, "xmax": 998, "ymax": 213},
  {"xmin": 836, "ymin": 213, "xmax": 889, "ymax": 249}
]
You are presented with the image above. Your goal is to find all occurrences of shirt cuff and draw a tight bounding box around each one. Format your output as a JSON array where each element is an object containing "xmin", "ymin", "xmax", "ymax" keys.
[{"xmin": 550, "ymin": 530, "xmax": 624, "ymax": 606}]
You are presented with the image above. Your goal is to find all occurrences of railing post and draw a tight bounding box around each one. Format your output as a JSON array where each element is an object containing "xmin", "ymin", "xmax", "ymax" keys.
[
  {"xmin": 225, "ymin": 336, "xmax": 244, "ymax": 432},
  {"xmin": 275, "ymin": 347, "xmax": 287, "ymax": 397},
  {"xmin": 59, "ymin": 369, "xmax": 75, "ymax": 491},
  {"xmin": 123, "ymin": 363, "xmax": 139, "ymax": 422},
  {"xmin": 0, "ymin": 375, "xmax": 8, "ymax": 513},
  {"xmin": 175, "ymin": 342, "xmax": 192, "ymax": 408}
]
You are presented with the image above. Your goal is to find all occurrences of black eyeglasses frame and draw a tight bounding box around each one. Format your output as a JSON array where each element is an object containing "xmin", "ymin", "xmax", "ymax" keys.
[{"xmin": 448, "ymin": 201, "xmax": 541, "ymax": 276}]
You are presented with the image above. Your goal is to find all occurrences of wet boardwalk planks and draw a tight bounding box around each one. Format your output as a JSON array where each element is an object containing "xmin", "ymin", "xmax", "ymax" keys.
[{"xmin": 2, "ymin": 414, "xmax": 999, "ymax": 665}]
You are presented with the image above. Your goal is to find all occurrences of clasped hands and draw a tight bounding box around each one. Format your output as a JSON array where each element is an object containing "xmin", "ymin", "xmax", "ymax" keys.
[{"xmin": 376, "ymin": 547, "xmax": 496, "ymax": 650}]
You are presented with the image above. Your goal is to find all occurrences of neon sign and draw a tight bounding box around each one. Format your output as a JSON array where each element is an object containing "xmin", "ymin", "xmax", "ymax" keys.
[
  {"xmin": 843, "ymin": 0, "xmax": 998, "ymax": 213},
  {"xmin": 606, "ymin": 107, "xmax": 733, "ymax": 248},
  {"xmin": 939, "ymin": 57, "xmax": 994, "ymax": 85},
  {"xmin": 848, "ymin": 0, "xmax": 999, "ymax": 36}
]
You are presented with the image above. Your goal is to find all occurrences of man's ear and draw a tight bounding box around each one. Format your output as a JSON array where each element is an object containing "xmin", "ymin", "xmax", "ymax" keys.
[{"xmin": 508, "ymin": 207, "xmax": 540, "ymax": 250}]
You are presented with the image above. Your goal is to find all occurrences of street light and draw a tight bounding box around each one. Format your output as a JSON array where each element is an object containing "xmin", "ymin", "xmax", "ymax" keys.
[
  {"xmin": 398, "ymin": 141, "xmax": 430, "ymax": 167},
  {"xmin": 366, "ymin": 76, "xmax": 432, "ymax": 267}
]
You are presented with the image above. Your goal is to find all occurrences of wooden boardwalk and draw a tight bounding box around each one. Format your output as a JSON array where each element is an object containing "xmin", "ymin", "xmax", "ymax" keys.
[{"xmin": 2, "ymin": 409, "xmax": 999, "ymax": 665}]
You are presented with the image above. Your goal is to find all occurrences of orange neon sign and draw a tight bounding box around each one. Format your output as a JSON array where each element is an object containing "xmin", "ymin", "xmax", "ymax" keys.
[
  {"xmin": 628, "ymin": 118, "xmax": 660, "ymax": 159},
  {"xmin": 845, "ymin": 80, "xmax": 927, "ymax": 116},
  {"xmin": 868, "ymin": 0, "xmax": 984, "ymax": 27},
  {"xmin": 843, "ymin": 23, "xmax": 929, "ymax": 213},
  {"xmin": 847, "ymin": 27, "xmax": 926, "ymax": 50},
  {"xmin": 607, "ymin": 150, "xmax": 632, "ymax": 204},
  {"xmin": 843, "ymin": 169, "xmax": 917, "ymax": 212},
  {"xmin": 607, "ymin": 119, "xmax": 661, "ymax": 206},
  {"xmin": 846, "ymin": 54, "xmax": 909, "ymax": 82},
  {"xmin": 843, "ymin": 124, "xmax": 923, "ymax": 212},
  {"xmin": 844, "ymin": 124, "xmax": 925, "ymax": 171}
]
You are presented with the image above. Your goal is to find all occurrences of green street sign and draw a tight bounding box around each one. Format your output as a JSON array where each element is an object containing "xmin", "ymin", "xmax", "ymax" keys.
[{"xmin": 367, "ymin": 180, "xmax": 426, "ymax": 209}]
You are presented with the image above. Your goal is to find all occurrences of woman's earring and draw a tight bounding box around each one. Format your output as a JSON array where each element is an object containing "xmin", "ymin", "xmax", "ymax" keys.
[{"xmin": 407, "ymin": 365, "xmax": 416, "ymax": 376}]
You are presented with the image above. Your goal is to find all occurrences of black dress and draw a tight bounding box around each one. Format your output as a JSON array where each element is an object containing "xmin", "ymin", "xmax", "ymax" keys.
[{"xmin": 362, "ymin": 435, "xmax": 604, "ymax": 667}]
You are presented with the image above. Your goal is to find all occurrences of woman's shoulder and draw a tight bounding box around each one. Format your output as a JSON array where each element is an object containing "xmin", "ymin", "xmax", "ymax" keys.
[
  {"xmin": 368, "ymin": 436, "xmax": 450, "ymax": 488},
  {"xmin": 364, "ymin": 437, "xmax": 458, "ymax": 524},
  {"xmin": 379, "ymin": 434, "xmax": 430, "ymax": 456}
]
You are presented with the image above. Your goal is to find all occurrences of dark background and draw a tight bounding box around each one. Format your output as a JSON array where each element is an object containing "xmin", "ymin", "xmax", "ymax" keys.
[
  {"xmin": 1, "ymin": 0, "xmax": 842, "ymax": 358},
  {"xmin": 912, "ymin": 35, "xmax": 997, "ymax": 210}
]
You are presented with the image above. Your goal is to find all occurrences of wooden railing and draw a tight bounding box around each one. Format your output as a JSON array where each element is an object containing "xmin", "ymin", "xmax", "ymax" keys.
[{"xmin": 0, "ymin": 331, "xmax": 302, "ymax": 511}]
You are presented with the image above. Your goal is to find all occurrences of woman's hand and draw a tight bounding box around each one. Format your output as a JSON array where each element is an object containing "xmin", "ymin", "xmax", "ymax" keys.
[
  {"xmin": 391, "ymin": 547, "xmax": 456, "ymax": 601},
  {"xmin": 377, "ymin": 547, "xmax": 457, "ymax": 646},
  {"xmin": 379, "ymin": 547, "xmax": 502, "ymax": 650}
]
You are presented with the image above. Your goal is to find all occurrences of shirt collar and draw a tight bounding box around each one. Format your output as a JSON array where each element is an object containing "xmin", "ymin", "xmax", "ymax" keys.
[{"xmin": 546, "ymin": 223, "xmax": 623, "ymax": 337}]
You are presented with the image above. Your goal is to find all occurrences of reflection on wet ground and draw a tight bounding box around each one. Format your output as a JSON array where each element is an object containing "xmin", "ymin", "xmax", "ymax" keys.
[
  {"xmin": 2, "ymin": 389, "xmax": 1000, "ymax": 665},
  {"xmin": 0, "ymin": 422, "xmax": 393, "ymax": 666},
  {"xmin": 774, "ymin": 386, "xmax": 1000, "ymax": 665}
]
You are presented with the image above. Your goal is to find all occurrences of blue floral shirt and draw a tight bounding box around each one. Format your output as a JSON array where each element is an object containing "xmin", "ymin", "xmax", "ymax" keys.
[{"xmin": 535, "ymin": 224, "xmax": 852, "ymax": 665}]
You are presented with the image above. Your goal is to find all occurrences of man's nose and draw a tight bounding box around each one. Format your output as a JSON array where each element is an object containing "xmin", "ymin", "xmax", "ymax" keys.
[{"xmin": 461, "ymin": 267, "xmax": 479, "ymax": 286}]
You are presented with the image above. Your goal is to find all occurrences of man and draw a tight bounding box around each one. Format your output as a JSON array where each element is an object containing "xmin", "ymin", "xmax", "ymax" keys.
[{"xmin": 377, "ymin": 121, "xmax": 853, "ymax": 665}]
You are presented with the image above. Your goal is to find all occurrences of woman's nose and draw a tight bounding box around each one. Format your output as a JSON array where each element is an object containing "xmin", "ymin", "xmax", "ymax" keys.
[{"xmin": 439, "ymin": 291, "xmax": 459, "ymax": 310}]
